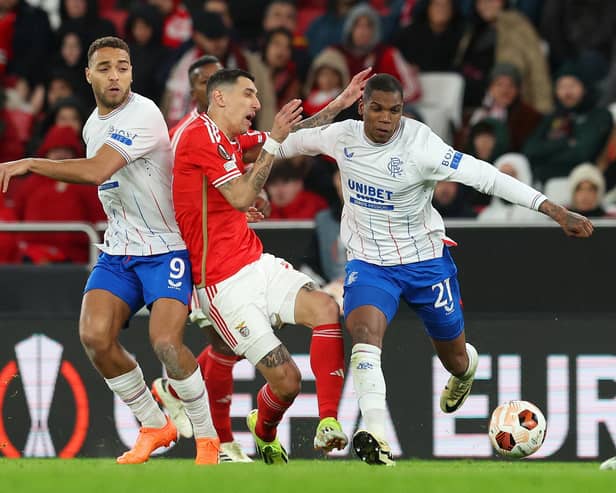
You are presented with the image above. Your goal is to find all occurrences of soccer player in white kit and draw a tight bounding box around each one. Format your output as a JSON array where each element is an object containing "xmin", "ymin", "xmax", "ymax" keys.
[
  {"xmin": 0, "ymin": 37, "xmax": 219, "ymax": 465},
  {"xmin": 278, "ymin": 74, "xmax": 594, "ymax": 465}
]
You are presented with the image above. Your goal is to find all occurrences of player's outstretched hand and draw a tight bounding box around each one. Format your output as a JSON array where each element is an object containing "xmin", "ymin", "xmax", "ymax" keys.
[
  {"xmin": 0, "ymin": 159, "xmax": 30, "ymax": 193},
  {"xmin": 245, "ymin": 207, "xmax": 265, "ymax": 223},
  {"xmin": 559, "ymin": 209, "xmax": 594, "ymax": 238},
  {"xmin": 540, "ymin": 200, "xmax": 594, "ymax": 238},
  {"xmin": 270, "ymin": 99, "xmax": 303, "ymax": 143},
  {"xmin": 333, "ymin": 67, "xmax": 373, "ymax": 110}
]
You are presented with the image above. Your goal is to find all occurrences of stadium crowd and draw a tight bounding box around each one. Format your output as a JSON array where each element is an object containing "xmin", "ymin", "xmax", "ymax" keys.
[{"xmin": 1, "ymin": 0, "xmax": 616, "ymax": 272}]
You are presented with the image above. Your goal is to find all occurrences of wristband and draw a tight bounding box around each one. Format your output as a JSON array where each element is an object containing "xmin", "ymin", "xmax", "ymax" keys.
[{"xmin": 262, "ymin": 137, "xmax": 281, "ymax": 156}]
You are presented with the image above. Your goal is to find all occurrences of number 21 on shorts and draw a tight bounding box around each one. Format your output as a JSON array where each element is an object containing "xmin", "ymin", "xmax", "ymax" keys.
[{"xmin": 432, "ymin": 278, "xmax": 455, "ymax": 313}]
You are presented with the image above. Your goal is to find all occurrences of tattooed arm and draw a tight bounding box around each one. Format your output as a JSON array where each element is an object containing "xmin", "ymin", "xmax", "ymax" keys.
[
  {"xmin": 291, "ymin": 67, "xmax": 372, "ymax": 132},
  {"xmin": 217, "ymin": 99, "xmax": 303, "ymax": 211},
  {"xmin": 539, "ymin": 200, "xmax": 594, "ymax": 238}
]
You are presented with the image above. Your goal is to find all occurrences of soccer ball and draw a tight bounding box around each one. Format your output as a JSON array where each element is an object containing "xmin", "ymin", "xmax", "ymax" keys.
[{"xmin": 488, "ymin": 400, "xmax": 547, "ymax": 458}]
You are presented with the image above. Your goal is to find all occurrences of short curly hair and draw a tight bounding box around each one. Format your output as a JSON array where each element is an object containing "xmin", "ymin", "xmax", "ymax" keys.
[{"xmin": 87, "ymin": 37, "xmax": 130, "ymax": 65}]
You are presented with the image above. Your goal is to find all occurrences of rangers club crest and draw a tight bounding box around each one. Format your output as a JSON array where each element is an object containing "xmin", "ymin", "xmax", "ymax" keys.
[{"xmin": 387, "ymin": 157, "xmax": 403, "ymax": 178}]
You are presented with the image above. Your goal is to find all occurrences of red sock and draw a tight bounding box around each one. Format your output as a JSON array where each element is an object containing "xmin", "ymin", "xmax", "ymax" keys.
[
  {"xmin": 310, "ymin": 323, "xmax": 345, "ymax": 419},
  {"xmin": 256, "ymin": 384, "xmax": 293, "ymax": 442},
  {"xmin": 198, "ymin": 345, "xmax": 240, "ymax": 443}
]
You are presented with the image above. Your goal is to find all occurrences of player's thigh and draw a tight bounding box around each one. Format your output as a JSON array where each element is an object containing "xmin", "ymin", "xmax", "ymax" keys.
[
  {"xmin": 406, "ymin": 267, "xmax": 465, "ymax": 343},
  {"xmin": 203, "ymin": 325, "xmax": 236, "ymax": 356},
  {"xmin": 80, "ymin": 254, "xmax": 142, "ymax": 346},
  {"xmin": 196, "ymin": 267, "xmax": 281, "ymax": 366},
  {"xmin": 259, "ymin": 253, "xmax": 316, "ymax": 327},
  {"xmin": 136, "ymin": 250, "xmax": 193, "ymax": 311},
  {"xmin": 343, "ymin": 259, "xmax": 400, "ymax": 346},
  {"xmin": 79, "ymin": 289, "xmax": 131, "ymax": 349},
  {"xmin": 293, "ymin": 287, "xmax": 340, "ymax": 328},
  {"xmin": 148, "ymin": 298, "xmax": 189, "ymax": 344}
]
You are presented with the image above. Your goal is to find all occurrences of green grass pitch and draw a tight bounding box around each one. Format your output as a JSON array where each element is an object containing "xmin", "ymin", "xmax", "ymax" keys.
[{"xmin": 1, "ymin": 459, "xmax": 613, "ymax": 493}]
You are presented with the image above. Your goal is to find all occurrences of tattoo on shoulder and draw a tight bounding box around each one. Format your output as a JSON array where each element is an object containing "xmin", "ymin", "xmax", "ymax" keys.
[
  {"xmin": 301, "ymin": 282, "xmax": 316, "ymax": 292},
  {"xmin": 259, "ymin": 345, "xmax": 291, "ymax": 368}
]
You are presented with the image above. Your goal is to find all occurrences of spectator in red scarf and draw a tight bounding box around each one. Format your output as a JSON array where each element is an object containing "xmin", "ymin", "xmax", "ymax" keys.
[{"xmin": 148, "ymin": 0, "xmax": 191, "ymax": 49}]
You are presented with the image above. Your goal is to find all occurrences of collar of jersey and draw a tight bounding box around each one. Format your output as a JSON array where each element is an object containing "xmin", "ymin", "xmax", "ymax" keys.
[
  {"xmin": 361, "ymin": 120, "xmax": 402, "ymax": 147},
  {"xmin": 97, "ymin": 92, "xmax": 135, "ymax": 120}
]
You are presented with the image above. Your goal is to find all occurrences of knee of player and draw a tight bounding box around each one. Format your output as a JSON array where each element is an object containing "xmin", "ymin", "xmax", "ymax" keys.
[
  {"xmin": 79, "ymin": 321, "xmax": 115, "ymax": 354},
  {"xmin": 150, "ymin": 335, "xmax": 181, "ymax": 363},
  {"xmin": 302, "ymin": 291, "xmax": 341, "ymax": 327},
  {"xmin": 348, "ymin": 323, "xmax": 382, "ymax": 346}
]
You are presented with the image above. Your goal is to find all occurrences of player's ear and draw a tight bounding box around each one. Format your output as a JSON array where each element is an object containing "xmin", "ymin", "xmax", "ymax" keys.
[
  {"xmin": 212, "ymin": 89, "xmax": 226, "ymax": 108},
  {"xmin": 85, "ymin": 67, "xmax": 91, "ymax": 85},
  {"xmin": 358, "ymin": 98, "xmax": 364, "ymax": 116}
]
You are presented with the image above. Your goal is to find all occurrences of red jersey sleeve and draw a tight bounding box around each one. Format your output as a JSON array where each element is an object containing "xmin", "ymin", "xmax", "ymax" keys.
[
  {"xmin": 184, "ymin": 129, "xmax": 242, "ymax": 188},
  {"xmin": 237, "ymin": 130, "xmax": 268, "ymax": 151}
]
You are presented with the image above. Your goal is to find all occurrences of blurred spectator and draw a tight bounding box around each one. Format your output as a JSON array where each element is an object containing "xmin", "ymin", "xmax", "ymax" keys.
[
  {"xmin": 567, "ymin": 163, "xmax": 607, "ymax": 218},
  {"xmin": 0, "ymin": 191, "xmax": 18, "ymax": 263},
  {"xmin": 14, "ymin": 125, "xmax": 105, "ymax": 263},
  {"xmin": 540, "ymin": 0, "xmax": 616, "ymax": 76},
  {"xmin": 57, "ymin": 0, "xmax": 116, "ymax": 50},
  {"xmin": 465, "ymin": 117, "xmax": 509, "ymax": 162},
  {"xmin": 125, "ymin": 4, "xmax": 170, "ymax": 105},
  {"xmin": 458, "ymin": 0, "xmax": 544, "ymax": 26},
  {"xmin": 455, "ymin": 0, "xmax": 552, "ymax": 113},
  {"xmin": 163, "ymin": 11, "xmax": 275, "ymax": 129},
  {"xmin": 306, "ymin": 0, "xmax": 359, "ymax": 59},
  {"xmin": 28, "ymin": 96, "xmax": 86, "ymax": 156},
  {"xmin": 227, "ymin": 0, "xmax": 270, "ymax": 46},
  {"xmin": 523, "ymin": 62, "xmax": 613, "ymax": 185},
  {"xmin": 0, "ymin": 85, "xmax": 27, "ymax": 162},
  {"xmin": 303, "ymin": 48, "xmax": 349, "ymax": 116},
  {"xmin": 2, "ymin": 0, "xmax": 53, "ymax": 89},
  {"xmin": 470, "ymin": 63, "xmax": 542, "ymax": 151},
  {"xmin": 262, "ymin": 27, "xmax": 301, "ymax": 110},
  {"xmin": 432, "ymin": 181, "xmax": 476, "ymax": 218},
  {"xmin": 314, "ymin": 167, "xmax": 345, "ymax": 283},
  {"xmin": 394, "ymin": 0, "xmax": 464, "ymax": 72},
  {"xmin": 148, "ymin": 0, "xmax": 192, "ymax": 49},
  {"xmin": 266, "ymin": 158, "xmax": 328, "ymax": 220},
  {"xmin": 203, "ymin": 0, "xmax": 233, "ymax": 30},
  {"xmin": 49, "ymin": 30, "xmax": 93, "ymax": 109},
  {"xmin": 260, "ymin": 0, "xmax": 310, "ymax": 79},
  {"xmin": 478, "ymin": 153, "xmax": 545, "ymax": 222},
  {"xmin": 323, "ymin": 3, "xmax": 421, "ymax": 104}
]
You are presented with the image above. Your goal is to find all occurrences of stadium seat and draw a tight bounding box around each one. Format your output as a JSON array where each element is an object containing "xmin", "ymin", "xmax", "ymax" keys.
[
  {"xmin": 415, "ymin": 72, "xmax": 464, "ymax": 144},
  {"xmin": 543, "ymin": 177, "xmax": 570, "ymax": 206}
]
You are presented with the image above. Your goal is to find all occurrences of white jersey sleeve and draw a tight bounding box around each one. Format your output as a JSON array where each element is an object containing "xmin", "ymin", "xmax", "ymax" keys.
[
  {"xmin": 278, "ymin": 121, "xmax": 350, "ymax": 159},
  {"xmin": 414, "ymin": 125, "xmax": 547, "ymax": 211},
  {"xmin": 102, "ymin": 100, "xmax": 167, "ymax": 164}
]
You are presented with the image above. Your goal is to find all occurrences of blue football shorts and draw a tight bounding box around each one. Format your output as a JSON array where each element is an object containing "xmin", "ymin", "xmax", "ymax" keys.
[
  {"xmin": 84, "ymin": 250, "xmax": 192, "ymax": 315},
  {"xmin": 343, "ymin": 248, "xmax": 464, "ymax": 341}
]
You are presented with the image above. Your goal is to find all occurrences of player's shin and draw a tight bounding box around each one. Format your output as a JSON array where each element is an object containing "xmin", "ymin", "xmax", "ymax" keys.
[
  {"xmin": 106, "ymin": 365, "xmax": 167, "ymax": 428},
  {"xmin": 256, "ymin": 384, "xmax": 294, "ymax": 442},
  {"xmin": 167, "ymin": 366, "xmax": 217, "ymax": 439},
  {"xmin": 310, "ymin": 323, "xmax": 345, "ymax": 419},
  {"xmin": 199, "ymin": 345, "xmax": 241, "ymax": 443},
  {"xmin": 350, "ymin": 343, "xmax": 387, "ymax": 437}
]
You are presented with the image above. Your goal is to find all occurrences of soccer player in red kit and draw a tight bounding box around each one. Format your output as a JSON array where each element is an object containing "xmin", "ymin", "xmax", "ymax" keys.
[{"xmin": 172, "ymin": 68, "xmax": 361, "ymax": 464}]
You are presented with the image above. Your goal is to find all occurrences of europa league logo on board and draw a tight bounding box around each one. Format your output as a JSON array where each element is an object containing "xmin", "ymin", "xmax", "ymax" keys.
[{"xmin": 0, "ymin": 335, "xmax": 89, "ymax": 458}]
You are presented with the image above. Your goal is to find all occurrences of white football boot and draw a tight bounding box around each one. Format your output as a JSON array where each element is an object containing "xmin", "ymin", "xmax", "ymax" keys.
[
  {"xmin": 151, "ymin": 378, "xmax": 194, "ymax": 439},
  {"xmin": 219, "ymin": 441, "xmax": 253, "ymax": 463},
  {"xmin": 352, "ymin": 430, "xmax": 395, "ymax": 466},
  {"xmin": 440, "ymin": 343, "xmax": 479, "ymax": 413}
]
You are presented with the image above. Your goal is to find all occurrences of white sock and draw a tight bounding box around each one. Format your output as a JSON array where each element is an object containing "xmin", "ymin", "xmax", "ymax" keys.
[
  {"xmin": 461, "ymin": 343, "xmax": 478, "ymax": 379},
  {"xmin": 350, "ymin": 343, "xmax": 386, "ymax": 438},
  {"xmin": 105, "ymin": 365, "xmax": 166, "ymax": 429},
  {"xmin": 168, "ymin": 367, "xmax": 217, "ymax": 439}
]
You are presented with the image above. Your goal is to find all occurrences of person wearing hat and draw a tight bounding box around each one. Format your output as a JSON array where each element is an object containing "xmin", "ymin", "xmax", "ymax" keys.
[
  {"xmin": 523, "ymin": 62, "xmax": 613, "ymax": 185},
  {"xmin": 567, "ymin": 162, "xmax": 608, "ymax": 218},
  {"xmin": 163, "ymin": 11, "xmax": 276, "ymax": 129},
  {"xmin": 470, "ymin": 62, "xmax": 543, "ymax": 151}
]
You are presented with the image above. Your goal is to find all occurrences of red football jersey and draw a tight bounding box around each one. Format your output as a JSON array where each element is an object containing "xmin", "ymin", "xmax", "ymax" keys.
[{"xmin": 173, "ymin": 113, "xmax": 264, "ymax": 287}]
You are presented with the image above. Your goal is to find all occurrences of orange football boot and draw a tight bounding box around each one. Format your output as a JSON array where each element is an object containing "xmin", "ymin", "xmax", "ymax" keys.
[
  {"xmin": 116, "ymin": 417, "xmax": 177, "ymax": 464},
  {"xmin": 195, "ymin": 437, "xmax": 220, "ymax": 465}
]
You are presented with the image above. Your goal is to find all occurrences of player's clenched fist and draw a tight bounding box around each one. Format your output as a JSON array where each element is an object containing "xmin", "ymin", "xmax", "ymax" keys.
[{"xmin": 270, "ymin": 99, "xmax": 303, "ymax": 143}]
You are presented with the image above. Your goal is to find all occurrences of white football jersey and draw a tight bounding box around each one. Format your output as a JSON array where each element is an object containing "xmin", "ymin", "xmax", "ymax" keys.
[
  {"xmin": 280, "ymin": 117, "xmax": 545, "ymax": 266},
  {"xmin": 83, "ymin": 92, "xmax": 186, "ymax": 255}
]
